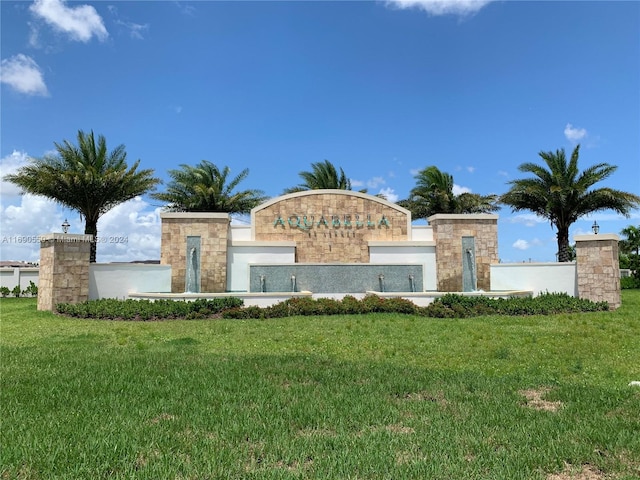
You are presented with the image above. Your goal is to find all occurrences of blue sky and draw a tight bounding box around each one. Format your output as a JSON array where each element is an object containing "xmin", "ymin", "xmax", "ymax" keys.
[{"xmin": 1, "ymin": 0, "xmax": 639, "ymax": 263}]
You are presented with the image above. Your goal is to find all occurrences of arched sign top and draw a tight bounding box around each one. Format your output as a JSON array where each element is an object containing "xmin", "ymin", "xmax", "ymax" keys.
[{"xmin": 251, "ymin": 189, "xmax": 411, "ymax": 218}]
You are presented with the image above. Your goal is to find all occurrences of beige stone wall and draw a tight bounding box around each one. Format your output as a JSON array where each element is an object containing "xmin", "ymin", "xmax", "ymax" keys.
[
  {"xmin": 575, "ymin": 234, "xmax": 620, "ymax": 309},
  {"xmin": 160, "ymin": 213, "xmax": 230, "ymax": 293},
  {"xmin": 37, "ymin": 234, "xmax": 91, "ymax": 311},
  {"xmin": 429, "ymin": 214, "xmax": 498, "ymax": 292},
  {"xmin": 252, "ymin": 190, "xmax": 411, "ymax": 263}
]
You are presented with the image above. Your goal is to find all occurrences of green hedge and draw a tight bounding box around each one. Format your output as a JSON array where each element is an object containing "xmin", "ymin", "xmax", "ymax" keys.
[
  {"xmin": 55, "ymin": 292, "xmax": 609, "ymax": 321},
  {"xmin": 222, "ymin": 292, "xmax": 609, "ymax": 320},
  {"xmin": 620, "ymin": 276, "xmax": 640, "ymax": 289},
  {"xmin": 56, "ymin": 297, "xmax": 243, "ymax": 320}
]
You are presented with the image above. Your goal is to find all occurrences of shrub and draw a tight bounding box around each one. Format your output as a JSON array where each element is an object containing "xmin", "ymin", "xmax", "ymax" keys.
[
  {"xmin": 341, "ymin": 295, "xmax": 365, "ymax": 314},
  {"xmin": 22, "ymin": 281, "xmax": 38, "ymax": 297},
  {"xmin": 56, "ymin": 297, "xmax": 244, "ymax": 320},
  {"xmin": 0, "ymin": 286, "xmax": 10, "ymax": 297},
  {"xmin": 421, "ymin": 292, "xmax": 609, "ymax": 318},
  {"xmin": 621, "ymin": 276, "xmax": 640, "ymax": 289},
  {"xmin": 11, "ymin": 285, "xmax": 21, "ymax": 298}
]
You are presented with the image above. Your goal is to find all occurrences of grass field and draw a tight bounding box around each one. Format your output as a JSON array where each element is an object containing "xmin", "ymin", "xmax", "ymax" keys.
[{"xmin": 1, "ymin": 292, "xmax": 639, "ymax": 479}]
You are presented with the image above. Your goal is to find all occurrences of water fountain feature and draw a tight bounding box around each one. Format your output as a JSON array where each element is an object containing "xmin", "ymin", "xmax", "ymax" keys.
[
  {"xmin": 378, "ymin": 274, "xmax": 385, "ymax": 292},
  {"xmin": 185, "ymin": 236, "xmax": 201, "ymax": 293},
  {"xmin": 409, "ymin": 274, "xmax": 415, "ymax": 293},
  {"xmin": 248, "ymin": 264, "xmax": 423, "ymax": 293},
  {"xmin": 462, "ymin": 236, "xmax": 477, "ymax": 292}
]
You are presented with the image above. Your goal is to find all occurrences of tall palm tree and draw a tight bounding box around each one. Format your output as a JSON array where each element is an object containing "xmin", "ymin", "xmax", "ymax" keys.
[
  {"xmin": 500, "ymin": 145, "xmax": 640, "ymax": 262},
  {"xmin": 398, "ymin": 166, "xmax": 499, "ymax": 220},
  {"xmin": 4, "ymin": 130, "xmax": 160, "ymax": 262},
  {"xmin": 283, "ymin": 160, "xmax": 365, "ymax": 194},
  {"xmin": 152, "ymin": 160, "xmax": 267, "ymax": 213}
]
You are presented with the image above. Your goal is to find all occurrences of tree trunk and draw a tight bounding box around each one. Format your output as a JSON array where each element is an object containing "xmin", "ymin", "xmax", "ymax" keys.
[
  {"xmin": 84, "ymin": 219, "xmax": 98, "ymax": 263},
  {"xmin": 557, "ymin": 226, "xmax": 571, "ymax": 262}
]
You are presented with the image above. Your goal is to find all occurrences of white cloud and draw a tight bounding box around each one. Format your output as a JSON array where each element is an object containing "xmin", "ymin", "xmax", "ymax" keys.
[
  {"xmin": 1, "ymin": 152, "xmax": 161, "ymax": 262},
  {"xmin": 507, "ymin": 213, "xmax": 547, "ymax": 227},
  {"xmin": 385, "ymin": 0, "xmax": 494, "ymax": 16},
  {"xmin": 0, "ymin": 196, "xmax": 161, "ymax": 262},
  {"xmin": 466, "ymin": 166, "xmax": 475, "ymax": 173},
  {"xmin": 513, "ymin": 237, "xmax": 543, "ymax": 251},
  {"xmin": 96, "ymin": 197, "xmax": 161, "ymax": 262},
  {"xmin": 452, "ymin": 184, "xmax": 471, "ymax": 195},
  {"xmin": 0, "ymin": 54, "xmax": 49, "ymax": 96},
  {"xmin": 0, "ymin": 151, "xmax": 33, "ymax": 197},
  {"xmin": 378, "ymin": 188, "xmax": 399, "ymax": 202},
  {"xmin": 564, "ymin": 123, "xmax": 588, "ymax": 143},
  {"xmin": 0, "ymin": 194, "xmax": 63, "ymax": 262},
  {"xmin": 30, "ymin": 0, "xmax": 108, "ymax": 43},
  {"xmin": 512, "ymin": 239, "xmax": 530, "ymax": 250}
]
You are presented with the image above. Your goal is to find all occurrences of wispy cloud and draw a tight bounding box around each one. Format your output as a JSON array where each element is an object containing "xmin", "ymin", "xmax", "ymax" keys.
[
  {"xmin": 116, "ymin": 20, "xmax": 149, "ymax": 40},
  {"xmin": 367, "ymin": 176, "xmax": 386, "ymax": 189},
  {"xmin": 30, "ymin": 0, "xmax": 108, "ymax": 43},
  {"xmin": 0, "ymin": 55, "xmax": 49, "ymax": 96},
  {"xmin": 564, "ymin": 123, "xmax": 587, "ymax": 143},
  {"xmin": 507, "ymin": 213, "xmax": 547, "ymax": 227},
  {"xmin": 174, "ymin": 1, "xmax": 197, "ymax": 16},
  {"xmin": 385, "ymin": 0, "xmax": 494, "ymax": 16}
]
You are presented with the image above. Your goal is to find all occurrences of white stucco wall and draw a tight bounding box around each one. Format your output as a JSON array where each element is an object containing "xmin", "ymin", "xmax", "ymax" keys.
[
  {"xmin": 410, "ymin": 225, "xmax": 434, "ymax": 241},
  {"xmin": 230, "ymin": 225, "xmax": 252, "ymax": 241},
  {"xmin": 89, "ymin": 264, "xmax": 172, "ymax": 300},
  {"xmin": 0, "ymin": 268, "xmax": 39, "ymax": 293},
  {"xmin": 369, "ymin": 242, "xmax": 437, "ymax": 291},
  {"xmin": 490, "ymin": 262, "xmax": 577, "ymax": 296},
  {"xmin": 226, "ymin": 243, "xmax": 296, "ymax": 292}
]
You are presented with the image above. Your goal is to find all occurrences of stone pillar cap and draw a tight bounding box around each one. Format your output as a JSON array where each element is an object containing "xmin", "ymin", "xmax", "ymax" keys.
[
  {"xmin": 574, "ymin": 233, "xmax": 619, "ymax": 242},
  {"xmin": 39, "ymin": 233, "xmax": 94, "ymax": 242}
]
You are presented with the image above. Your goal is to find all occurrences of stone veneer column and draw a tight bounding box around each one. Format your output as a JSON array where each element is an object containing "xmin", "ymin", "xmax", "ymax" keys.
[
  {"xmin": 428, "ymin": 214, "xmax": 498, "ymax": 292},
  {"xmin": 575, "ymin": 234, "xmax": 620, "ymax": 310},
  {"xmin": 37, "ymin": 233, "xmax": 92, "ymax": 311},
  {"xmin": 160, "ymin": 213, "xmax": 230, "ymax": 293}
]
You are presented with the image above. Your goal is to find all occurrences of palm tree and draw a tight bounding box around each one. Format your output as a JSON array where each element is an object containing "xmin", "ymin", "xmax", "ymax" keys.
[
  {"xmin": 283, "ymin": 160, "xmax": 365, "ymax": 194},
  {"xmin": 4, "ymin": 130, "xmax": 160, "ymax": 262},
  {"xmin": 500, "ymin": 145, "xmax": 640, "ymax": 262},
  {"xmin": 152, "ymin": 160, "xmax": 267, "ymax": 214},
  {"xmin": 398, "ymin": 166, "xmax": 499, "ymax": 220}
]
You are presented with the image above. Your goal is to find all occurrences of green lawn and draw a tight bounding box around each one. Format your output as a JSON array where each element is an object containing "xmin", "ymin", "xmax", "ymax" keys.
[{"xmin": 2, "ymin": 292, "xmax": 639, "ymax": 479}]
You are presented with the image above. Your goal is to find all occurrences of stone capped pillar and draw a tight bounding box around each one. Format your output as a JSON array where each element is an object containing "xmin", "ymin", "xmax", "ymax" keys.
[
  {"xmin": 38, "ymin": 233, "xmax": 92, "ymax": 311},
  {"xmin": 575, "ymin": 233, "xmax": 620, "ymax": 310},
  {"xmin": 428, "ymin": 214, "xmax": 498, "ymax": 292},
  {"xmin": 160, "ymin": 212, "xmax": 230, "ymax": 293}
]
